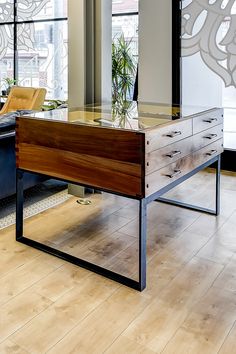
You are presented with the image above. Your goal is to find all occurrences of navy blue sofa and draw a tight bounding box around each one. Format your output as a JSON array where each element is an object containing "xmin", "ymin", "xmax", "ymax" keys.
[{"xmin": 0, "ymin": 115, "xmax": 44, "ymax": 199}]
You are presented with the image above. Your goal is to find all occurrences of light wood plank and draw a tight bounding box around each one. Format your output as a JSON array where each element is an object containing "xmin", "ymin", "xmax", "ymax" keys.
[
  {"xmin": 105, "ymin": 336, "xmax": 155, "ymax": 354},
  {"xmin": 0, "ymin": 340, "xmax": 29, "ymax": 354},
  {"xmin": 123, "ymin": 257, "xmax": 223, "ymax": 352},
  {"xmin": 213, "ymin": 255, "xmax": 236, "ymax": 292},
  {"xmin": 46, "ymin": 288, "xmax": 149, "ymax": 354},
  {"xmin": 0, "ymin": 289, "xmax": 52, "ymax": 342},
  {"xmin": 0, "ymin": 254, "xmax": 64, "ymax": 306},
  {"xmin": 32, "ymin": 263, "xmax": 90, "ymax": 302},
  {"xmin": 10, "ymin": 274, "xmax": 119, "ymax": 354},
  {"xmin": 218, "ymin": 321, "xmax": 236, "ymax": 354},
  {"xmin": 162, "ymin": 287, "xmax": 236, "ymax": 354}
]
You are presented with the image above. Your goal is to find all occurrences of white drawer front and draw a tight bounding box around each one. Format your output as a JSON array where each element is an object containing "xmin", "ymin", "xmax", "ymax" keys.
[
  {"xmin": 146, "ymin": 135, "xmax": 193, "ymax": 174},
  {"xmin": 192, "ymin": 139, "xmax": 224, "ymax": 168},
  {"xmin": 193, "ymin": 109, "xmax": 223, "ymax": 134},
  {"xmin": 145, "ymin": 139, "xmax": 223, "ymax": 197},
  {"xmin": 145, "ymin": 124, "xmax": 223, "ymax": 175},
  {"xmin": 145, "ymin": 119, "xmax": 192, "ymax": 153},
  {"xmin": 193, "ymin": 124, "xmax": 223, "ymax": 150}
]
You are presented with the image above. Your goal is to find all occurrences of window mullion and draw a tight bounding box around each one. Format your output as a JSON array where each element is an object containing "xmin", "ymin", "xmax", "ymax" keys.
[{"xmin": 13, "ymin": 0, "xmax": 18, "ymax": 81}]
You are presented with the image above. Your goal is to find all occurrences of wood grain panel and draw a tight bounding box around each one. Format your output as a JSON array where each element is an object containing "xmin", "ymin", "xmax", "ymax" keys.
[
  {"xmin": 192, "ymin": 108, "xmax": 223, "ymax": 134},
  {"xmin": 145, "ymin": 139, "xmax": 223, "ymax": 197},
  {"xmin": 15, "ymin": 117, "xmax": 143, "ymax": 164},
  {"xmin": 17, "ymin": 144, "xmax": 143, "ymax": 197},
  {"xmin": 16, "ymin": 117, "xmax": 145, "ymax": 197}
]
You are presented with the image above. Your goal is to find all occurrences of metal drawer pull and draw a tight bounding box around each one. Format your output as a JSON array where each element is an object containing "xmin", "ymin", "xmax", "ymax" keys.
[
  {"xmin": 166, "ymin": 169, "xmax": 181, "ymax": 178},
  {"xmin": 204, "ymin": 133, "xmax": 218, "ymax": 139},
  {"xmin": 166, "ymin": 131, "xmax": 182, "ymax": 138},
  {"xmin": 166, "ymin": 150, "xmax": 182, "ymax": 158},
  {"xmin": 203, "ymin": 118, "xmax": 218, "ymax": 123},
  {"xmin": 206, "ymin": 149, "xmax": 217, "ymax": 156}
]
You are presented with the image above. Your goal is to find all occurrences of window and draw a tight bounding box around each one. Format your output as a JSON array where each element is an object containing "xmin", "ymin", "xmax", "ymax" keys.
[
  {"xmin": 0, "ymin": 0, "xmax": 68, "ymax": 100},
  {"xmin": 112, "ymin": 0, "xmax": 139, "ymax": 100}
]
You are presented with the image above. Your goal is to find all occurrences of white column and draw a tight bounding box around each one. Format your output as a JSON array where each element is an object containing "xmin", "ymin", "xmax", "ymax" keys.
[
  {"xmin": 68, "ymin": 0, "xmax": 86, "ymax": 196},
  {"xmin": 139, "ymin": 0, "xmax": 172, "ymax": 104},
  {"xmin": 68, "ymin": 0, "xmax": 86, "ymax": 109},
  {"xmin": 94, "ymin": 0, "xmax": 112, "ymax": 103}
]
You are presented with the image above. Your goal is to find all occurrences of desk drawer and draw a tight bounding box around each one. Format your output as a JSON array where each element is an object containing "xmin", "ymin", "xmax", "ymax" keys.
[
  {"xmin": 145, "ymin": 139, "xmax": 223, "ymax": 197},
  {"xmin": 193, "ymin": 124, "xmax": 223, "ymax": 150},
  {"xmin": 145, "ymin": 124, "xmax": 223, "ymax": 175},
  {"xmin": 193, "ymin": 109, "xmax": 223, "ymax": 134},
  {"xmin": 145, "ymin": 119, "xmax": 192, "ymax": 153},
  {"xmin": 192, "ymin": 138, "xmax": 224, "ymax": 168},
  {"xmin": 146, "ymin": 135, "xmax": 193, "ymax": 174}
]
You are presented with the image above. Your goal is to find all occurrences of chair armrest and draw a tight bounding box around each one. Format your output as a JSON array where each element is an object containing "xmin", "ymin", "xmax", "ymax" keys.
[{"xmin": 0, "ymin": 130, "xmax": 15, "ymax": 140}]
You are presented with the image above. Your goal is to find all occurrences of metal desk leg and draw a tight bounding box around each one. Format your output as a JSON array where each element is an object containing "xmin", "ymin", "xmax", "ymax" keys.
[
  {"xmin": 16, "ymin": 169, "xmax": 24, "ymax": 240},
  {"xmin": 215, "ymin": 155, "xmax": 221, "ymax": 216},
  {"xmin": 157, "ymin": 155, "xmax": 221, "ymax": 216},
  {"xmin": 139, "ymin": 198, "xmax": 147, "ymax": 291},
  {"xmin": 15, "ymin": 168, "xmax": 147, "ymax": 291}
]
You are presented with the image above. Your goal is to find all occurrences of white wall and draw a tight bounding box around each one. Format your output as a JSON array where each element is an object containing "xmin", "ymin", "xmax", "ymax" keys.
[
  {"xmin": 182, "ymin": 54, "xmax": 223, "ymax": 108},
  {"xmin": 95, "ymin": 0, "xmax": 112, "ymax": 103},
  {"xmin": 68, "ymin": 0, "xmax": 112, "ymax": 108},
  {"xmin": 139, "ymin": 0, "xmax": 172, "ymax": 103},
  {"xmin": 68, "ymin": 0, "xmax": 86, "ymax": 109}
]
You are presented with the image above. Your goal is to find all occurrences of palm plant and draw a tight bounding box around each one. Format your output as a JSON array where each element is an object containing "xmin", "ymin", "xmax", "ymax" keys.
[
  {"xmin": 3, "ymin": 77, "xmax": 17, "ymax": 94},
  {"xmin": 112, "ymin": 35, "xmax": 136, "ymax": 103}
]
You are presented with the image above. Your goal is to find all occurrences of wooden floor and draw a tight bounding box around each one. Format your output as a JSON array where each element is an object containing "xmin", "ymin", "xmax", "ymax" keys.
[{"xmin": 0, "ymin": 169, "xmax": 236, "ymax": 353}]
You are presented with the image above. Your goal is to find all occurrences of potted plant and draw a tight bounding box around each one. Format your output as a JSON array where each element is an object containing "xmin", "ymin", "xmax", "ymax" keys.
[
  {"xmin": 112, "ymin": 34, "xmax": 136, "ymax": 104},
  {"xmin": 2, "ymin": 77, "xmax": 17, "ymax": 95}
]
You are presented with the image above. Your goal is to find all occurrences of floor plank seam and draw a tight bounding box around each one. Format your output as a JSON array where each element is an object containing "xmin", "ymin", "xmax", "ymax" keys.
[
  {"xmin": 43, "ymin": 284, "xmax": 122, "ymax": 354},
  {"xmin": 0, "ymin": 251, "xmax": 42, "ymax": 282},
  {"xmin": 1, "ymin": 297, "xmax": 54, "ymax": 346},
  {"xmin": 216, "ymin": 319, "xmax": 236, "ymax": 354},
  {"xmin": 101, "ymin": 304, "xmax": 154, "ymax": 354},
  {"xmin": 0, "ymin": 264, "xmax": 64, "ymax": 308}
]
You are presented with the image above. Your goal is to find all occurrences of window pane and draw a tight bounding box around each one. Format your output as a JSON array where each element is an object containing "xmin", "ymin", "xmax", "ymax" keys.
[
  {"xmin": 112, "ymin": 0, "xmax": 138, "ymax": 14},
  {"xmin": 112, "ymin": 14, "xmax": 138, "ymax": 60},
  {"xmin": 0, "ymin": 24, "xmax": 14, "ymax": 92},
  {"xmin": 17, "ymin": 20, "xmax": 68, "ymax": 100},
  {"xmin": 16, "ymin": 0, "xmax": 67, "ymax": 21},
  {"xmin": 0, "ymin": 0, "xmax": 14, "ymax": 23}
]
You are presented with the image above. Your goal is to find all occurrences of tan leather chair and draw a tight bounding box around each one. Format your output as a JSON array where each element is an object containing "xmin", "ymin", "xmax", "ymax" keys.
[{"xmin": 0, "ymin": 86, "xmax": 46, "ymax": 114}]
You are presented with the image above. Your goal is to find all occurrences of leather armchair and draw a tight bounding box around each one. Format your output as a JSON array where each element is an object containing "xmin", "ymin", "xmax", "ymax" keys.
[
  {"xmin": 0, "ymin": 86, "xmax": 46, "ymax": 115},
  {"xmin": 0, "ymin": 86, "xmax": 47, "ymax": 199}
]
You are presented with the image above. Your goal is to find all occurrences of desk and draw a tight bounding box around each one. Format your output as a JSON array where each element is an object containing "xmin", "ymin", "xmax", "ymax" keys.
[{"xmin": 15, "ymin": 103, "xmax": 224, "ymax": 291}]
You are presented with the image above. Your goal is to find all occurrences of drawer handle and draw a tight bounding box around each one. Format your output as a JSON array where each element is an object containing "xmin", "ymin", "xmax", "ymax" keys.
[
  {"xmin": 203, "ymin": 118, "xmax": 218, "ymax": 123},
  {"xmin": 166, "ymin": 131, "xmax": 182, "ymax": 138},
  {"xmin": 166, "ymin": 169, "xmax": 181, "ymax": 178},
  {"xmin": 166, "ymin": 150, "xmax": 182, "ymax": 158},
  {"xmin": 204, "ymin": 133, "xmax": 218, "ymax": 140},
  {"xmin": 206, "ymin": 149, "xmax": 218, "ymax": 156}
]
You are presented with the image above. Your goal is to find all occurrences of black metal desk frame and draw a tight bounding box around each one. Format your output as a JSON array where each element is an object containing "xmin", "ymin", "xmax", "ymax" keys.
[{"xmin": 16, "ymin": 155, "xmax": 221, "ymax": 292}]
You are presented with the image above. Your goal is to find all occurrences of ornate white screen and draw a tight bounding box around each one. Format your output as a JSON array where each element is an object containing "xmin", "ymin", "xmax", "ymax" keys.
[{"xmin": 182, "ymin": 0, "xmax": 236, "ymax": 88}]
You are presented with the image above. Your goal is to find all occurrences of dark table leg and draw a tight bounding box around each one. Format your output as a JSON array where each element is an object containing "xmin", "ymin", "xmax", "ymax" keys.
[{"xmin": 15, "ymin": 169, "xmax": 148, "ymax": 291}]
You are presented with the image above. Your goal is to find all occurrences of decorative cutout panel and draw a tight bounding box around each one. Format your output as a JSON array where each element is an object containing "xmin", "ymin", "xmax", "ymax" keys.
[
  {"xmin": 182, "ymin": 0, "xmax": 236, "ymax": 87},
  {"xmin": 0, "ymin": 0, "xmax": 13, "ymax": 23}
]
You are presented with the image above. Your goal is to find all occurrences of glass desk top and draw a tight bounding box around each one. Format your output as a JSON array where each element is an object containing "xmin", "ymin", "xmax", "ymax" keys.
[{"xmin": 25, "ymin": 102, "xmax": 219, "ymax": 132}]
